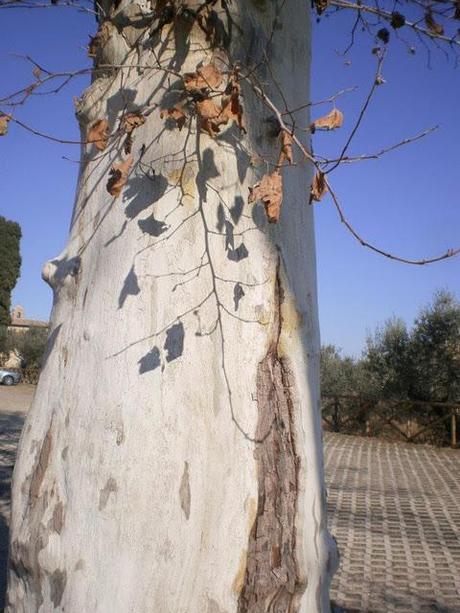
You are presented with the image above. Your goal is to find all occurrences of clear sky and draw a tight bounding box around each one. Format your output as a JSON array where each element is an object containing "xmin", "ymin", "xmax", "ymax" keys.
[{"xmin": 1, "ymin": 5, "xmax": 459, "ymax": 356}]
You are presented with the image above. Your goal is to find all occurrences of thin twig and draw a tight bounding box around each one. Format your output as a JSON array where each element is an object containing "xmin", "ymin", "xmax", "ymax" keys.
[
  {"xmin": 325, "ymin": 177, "xmax": 460, "ymax": 265},
  {"xmin": 320, "ymin": 125, "xmax": 438, "ymax": 166},
  {"xmin": 326, "ymin": 50, "xmax": 386, "ymax": 174}
]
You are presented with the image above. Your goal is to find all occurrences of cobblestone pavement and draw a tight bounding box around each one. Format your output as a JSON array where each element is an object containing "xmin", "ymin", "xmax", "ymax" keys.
[{"xmin": 325, "ymin": 433, "xmax": 460, "ymax": 613}]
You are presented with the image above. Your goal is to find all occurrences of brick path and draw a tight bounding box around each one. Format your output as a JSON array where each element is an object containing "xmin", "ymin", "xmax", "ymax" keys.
[{"xmin": 325, "ymin": 433, "xmax": 460, "ymax": 613}]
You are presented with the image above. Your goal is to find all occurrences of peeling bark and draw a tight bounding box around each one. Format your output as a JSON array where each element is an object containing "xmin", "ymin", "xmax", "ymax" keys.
[{"xmin": 238, "ymin": 265, "xmax": 305, "ymax": 612}]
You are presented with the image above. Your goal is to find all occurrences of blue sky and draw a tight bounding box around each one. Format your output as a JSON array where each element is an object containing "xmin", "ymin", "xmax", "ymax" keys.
[{"xmin": 1, "ymin": 6, "xmax": 458, "ymax": 356}]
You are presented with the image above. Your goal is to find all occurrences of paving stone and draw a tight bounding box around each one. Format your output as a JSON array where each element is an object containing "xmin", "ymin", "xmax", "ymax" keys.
[{"xmin": 325, "ymin": 433, "xmax": 460, "ymax": 612}]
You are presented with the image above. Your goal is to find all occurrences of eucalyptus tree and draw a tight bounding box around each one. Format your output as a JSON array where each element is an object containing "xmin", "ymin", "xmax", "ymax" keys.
[{"xmin": 3, "ymin": 0, "xmax": 459, "ymax": 611}]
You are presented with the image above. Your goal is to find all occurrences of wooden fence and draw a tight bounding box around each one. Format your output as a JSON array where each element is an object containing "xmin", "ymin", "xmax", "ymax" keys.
[{"xmin": 322, "ymin": 395, "xmax": 459, "ymax": 448}]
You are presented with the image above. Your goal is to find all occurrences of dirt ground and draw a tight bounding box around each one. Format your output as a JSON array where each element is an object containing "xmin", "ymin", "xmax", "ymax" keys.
[
  {"xmin": 0, "ymin": 383, "xmax": 34, "ymax": 609},
  {"xmin": 0, "ymin": 384, "xmax": 35, "ymax": 415}
]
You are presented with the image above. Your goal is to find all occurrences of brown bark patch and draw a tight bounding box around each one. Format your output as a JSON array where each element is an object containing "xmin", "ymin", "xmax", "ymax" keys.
[
  {"xmin": 179, "ymin": 461, "xmax": 191, "ymax": 520},
  {"xmin": 237, "ymin": 271, "xmax": 305, "ymax": 612},
  {"xmin": 49, "ymin": 569, "xmax": 67, "ymax": 607},
  {"xmin": 29, "ymin": 425, "xmax": 52, "ymax": 505},
  {"xmin": 99, "ymin": 477, "xmax": 118, "ymax": 511},
  {"xmin": 49, "ymin": 502, "xmax": 65, "ymax": 534}
]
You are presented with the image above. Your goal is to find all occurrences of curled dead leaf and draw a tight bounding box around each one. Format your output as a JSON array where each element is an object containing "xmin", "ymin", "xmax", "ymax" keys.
[
  {"xmin": 106, "ymin": 154, "xmax": 133, "ymax": 198},
  {"xmin": 160, "ymin": 107, "xmax": 187, "ymax": 130},
  {"xmin": 0, "ymin": 113, "xmax": 11, "ymax": 136},
  {"xmin": 87, "ymin": 118, "xmax": 109, "ymax": 151},
  {"xmin": 219, "ymin": 68, "xmax": 245, "ymax": 132},
  {"xmin": 196, "ymin": 99, "xmax": 222, "ymax": 137},
  {"xmin": 310, "ymin": 171, "xmax": 328, "ymax": 203},
  {"xmin": 278, "ymin": 131, "xmax": 294, "ymax": 166},
  {"xmin": 195, "ymin": 69, "xmax": 245, "ymax": 138},
  {"xmin": 425, "ymin": 12, "xmax": 444, "ymax": 36},
  {"xmin": 184, "ymin": 64, "xmax": 223, "ymax": 92},
  {"xmin": 248, "ymin": 171, "xmax": 283, "ymax": 223},
  {"xmin": 196, "ymin": 99, "xmax": 221, "ymax": 120},
  {"xmin": 122, "ymin": 112, "xmax": 145, "ymax": 135},
  {"xmin": 32, "ymin": 66, "xmax": 42, "ymax": 80},
  {"xmin": 311, "ymin": 108, "xmax": 344, "ymax": 133}
]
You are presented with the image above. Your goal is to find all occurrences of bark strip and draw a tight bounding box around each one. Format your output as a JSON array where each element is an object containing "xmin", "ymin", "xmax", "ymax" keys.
[{"xmin": 237, "ymin": 265, "xmax": 305, "ymax": 612}]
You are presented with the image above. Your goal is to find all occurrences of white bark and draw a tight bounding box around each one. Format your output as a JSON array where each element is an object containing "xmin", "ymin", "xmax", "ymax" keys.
[{"xmin": 8, "ymin": 1, "xmax": 338, "ymax": 611}]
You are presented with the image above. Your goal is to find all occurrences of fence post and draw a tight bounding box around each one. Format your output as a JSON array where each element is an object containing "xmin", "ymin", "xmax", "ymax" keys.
[
  {"xmin": 452, "ymin": 411, "xmax": 457, "ymax": 449},
  {"xmin": 333, "ymin": 398, "xmax": 340, "ymax": 432}
]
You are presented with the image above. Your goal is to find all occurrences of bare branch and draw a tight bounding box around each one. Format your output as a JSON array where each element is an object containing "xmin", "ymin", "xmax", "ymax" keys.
[
  {"xmin": 319, "ymin": 125, "xmax": 438, "ymax": 166},
  {"xmin": 329, "ymin": 0, "xmax": 460, "ymax": 48},
  {"xmin": 324, "ymin": 177, "xmax": 460, "ymax": 265},
  {"xmin": 326, "ymin": 50, "xmax": 386, "ymax": 174}
]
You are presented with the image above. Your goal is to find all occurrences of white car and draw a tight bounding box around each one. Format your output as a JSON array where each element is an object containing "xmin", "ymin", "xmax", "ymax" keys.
[{"xmin": 0, "ymin": 368, "xmax": 22, "ymax": 386}]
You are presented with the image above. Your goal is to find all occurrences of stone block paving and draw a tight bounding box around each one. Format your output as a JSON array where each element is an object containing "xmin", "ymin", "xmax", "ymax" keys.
[{"xmin": 324, "ymin": 433, "xmax": 460, "ymax": 613}]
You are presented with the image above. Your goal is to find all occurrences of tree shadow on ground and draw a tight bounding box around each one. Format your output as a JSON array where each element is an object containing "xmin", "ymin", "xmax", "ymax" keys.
[{"xmin": 0, "ymin": 411, "xmax": 25, "ymax": 610}]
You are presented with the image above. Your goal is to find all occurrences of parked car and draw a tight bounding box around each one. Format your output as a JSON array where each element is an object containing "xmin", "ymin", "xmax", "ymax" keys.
[{"xmin": 0, "ymin": 368, "xmax": 22, "ymax": 386}]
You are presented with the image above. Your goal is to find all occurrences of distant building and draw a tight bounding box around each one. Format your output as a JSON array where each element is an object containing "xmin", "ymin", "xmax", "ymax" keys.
[{"xmin": 8, "ymin": 305, "xmax": 49, "ymax": 334}]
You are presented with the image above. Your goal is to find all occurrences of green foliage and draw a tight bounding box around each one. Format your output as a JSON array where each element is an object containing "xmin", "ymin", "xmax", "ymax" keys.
[
  {"xmin": 410, "ymin": 291, "xmax": 460, "ymax": 402},
  {"xmin": 320, "ymin": 345, "xmax": 372, "ymax": 397},
  {"xmin": 0, "ymin": 215, "xmax": 22, "ymax": 326},
  {"xmin": 0, "ymin": 328, "xmax": 48, "ymax": 368},
  {"xmin": 13, "ymin": 328, "xmax": 48, "ymax": 368},
  {"xmin": 321, "ymin": 290, "xmax": 460, "ymax": 404},
  {"xmin": 364, "ymin": 317, "xmax": 412, "ymax": 399}
]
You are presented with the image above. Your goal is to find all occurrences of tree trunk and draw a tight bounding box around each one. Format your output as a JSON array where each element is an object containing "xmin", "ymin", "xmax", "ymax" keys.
[{"xmin": 7, "ymin": 1, "xmax": 338, "ymax": 611}]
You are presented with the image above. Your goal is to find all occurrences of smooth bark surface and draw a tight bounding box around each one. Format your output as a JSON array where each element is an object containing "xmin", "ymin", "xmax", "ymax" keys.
[{"xmin": 7, "ymin": 1, "xmax": 338, "ymax": 611}]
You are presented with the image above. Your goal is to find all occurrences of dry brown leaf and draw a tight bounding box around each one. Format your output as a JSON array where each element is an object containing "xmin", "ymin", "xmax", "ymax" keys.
[
  {"xmin": 311, "ymin": 108, "xmax": 344, "ymax": 133},
  {"xmin": 32, "ymin": 66, "xmax": 42, "ymax": 80},
  {"xmin": 0, "ymin": 114, "xmax": 11, "ymax": 136},
  {"xmin": 122, "ymin": 112, "xmax": 145, "ymax": 135},
  {"xmin": 218, "ymin": 69, "xmax": 245, "ymax": 131},
  {"xmin": 278, "ymin": 131, "xmax": 294, "ymax": 166},
  {"xmin": 310, "ymin": 171, "xmax": 328, "ymax": 203},
  {"xmin": 107, "ymin": 155, "xmax": 134, "ymax": 197},
  {"xmin": 160, "ymin": 106, "xmax": 187, "ymax": 130},
  {"xmin": 424, "ymin": 12, "xmax": 444, "ymax": 35},
  {"xmin": 196, "ymin": 99, "xmax": 221, "ymax": 120},
  {"xmin": 184, "ymin": 64, "xmax": 223, "ymax": 92},
  {"xmin": 196, "ymin": 99, "xmax": 222, "ymax": 137},
  {"xmin": 219, "ymin": 92, "xmax": 244, "ymax": 131},
  {"xmin": 248, "ymin": 171, "xmax": 283, "ymax": 224},
  {"xmin": 87, "ymin": 118, "xmax": 109, "ymax": 151}
]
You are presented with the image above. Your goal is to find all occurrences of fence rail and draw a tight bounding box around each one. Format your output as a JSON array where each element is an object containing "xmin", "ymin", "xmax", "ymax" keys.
[{"xmin": 321, "ymin": 395, "xmax": 459, "ymax": 448}]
